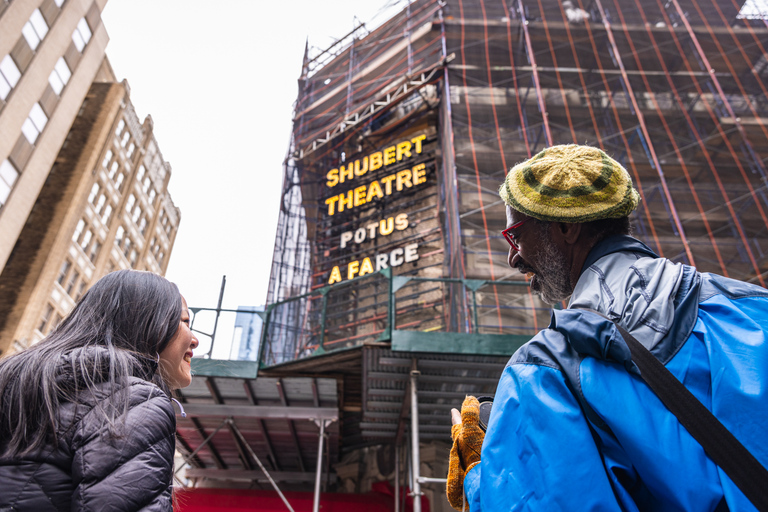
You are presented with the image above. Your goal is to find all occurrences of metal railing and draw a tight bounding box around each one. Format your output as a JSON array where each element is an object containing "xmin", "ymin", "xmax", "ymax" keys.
[{"xmin": 259, "ymin": 268, "xmax": 547, "ymax": 368}]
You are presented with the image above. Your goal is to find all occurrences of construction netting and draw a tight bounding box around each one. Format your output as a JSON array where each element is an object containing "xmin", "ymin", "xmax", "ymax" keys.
[{"xmin": 264, "ymin": 0, "xmax": 768, "ymax": 364}]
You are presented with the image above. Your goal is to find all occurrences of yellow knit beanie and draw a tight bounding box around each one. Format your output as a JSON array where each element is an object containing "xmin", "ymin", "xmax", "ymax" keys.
[{"xmin": 499, "ymin": 144, "xmax": 640, "ymax": 222}]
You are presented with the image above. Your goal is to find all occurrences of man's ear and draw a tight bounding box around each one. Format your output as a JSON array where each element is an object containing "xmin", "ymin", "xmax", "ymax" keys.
[{"xmin": 557, "ymin": 222, "xmax": 582, "ymax": 245}]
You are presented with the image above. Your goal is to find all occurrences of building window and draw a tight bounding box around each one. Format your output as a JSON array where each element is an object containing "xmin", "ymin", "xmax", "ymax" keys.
[
  {"xmin": 71, "ymin": 18, "xmax": 92, "ymax": 52},
  {"xmin": 22, "ymin": 9, "xmax": 49, "ymax": 51},
  {"xmin": 75, "ymin": 280, "xmax": 87, "ymax": 301},
  {"xmin": 114, "ymin": 172, "xmax": 125, "ymax": 191},
  {"xmin": 49, "ymin": 313, "xmax": 62, "ymax": 334},
  {"xmin": 21, "ymin": 102, "xmax": 48, "ymax": 144},
  {"xmin": 54, "ymin": 0, "xmax": 65, "ymax": 6},
  {"xmin": 38, "ymin": 303, "xmax": 54, "ymax": 333},
  {"xmin": 79, "ymin": 228, "xmax": 93, "ymax": 253},
  {"xmin": 72, "ymin": 218, "xmax": 85, "ymax": 243},
  {"xmin": 126, "ymin": 193, "xmax": 136, "ymax": 213},
  {"xmin": 57, "ymin": 259, "xmax": 72, "ymax": 285},
  {"xmin": 132, "ymin": 205, "xmax": 142, "ymax": 224},
  {"xmin": 115, "ymin": 225, "xmax": 125, "ymax": 244},
  {"xmin": 0, "ymin": 159, "xmax": 19, "ymax": 209},
  {"xmin": 108, "ymin": 161, "xmax": 119, "ymax": 180},
  {"xmin": 101, "ymin": 203, "xmax": 113, "ymax": 225},
  {"xmin": 120, "ymin": 131, "xmax": 130, "ymax": 147},
  {"xmin": 89, "ymin": 240, "xmax": 101, "ymax": 262},
  {"xmin": 94, "ymin": 193, "xmax": 106, "ymax": 214},
  {"xmin": 102, "ymin": 149, "xmax": 113, "ymax": 169},
  {"xmin": 88, "ymin": 182, "xmax": 100, "ymax": 203},
  {"xmin": 47, "ymin": 57, "xmax": 72, "ymax": 95},
  {"xmin": 65, "ymin": 270, "xmax": 80, "ymax": 295},
  {"xmin": 0, "ymin": 55, "xmax": 21, "ymax": 101},
  {"xmin": 138, "ymin": 216, "xmax": 147, "ymax": 236}
]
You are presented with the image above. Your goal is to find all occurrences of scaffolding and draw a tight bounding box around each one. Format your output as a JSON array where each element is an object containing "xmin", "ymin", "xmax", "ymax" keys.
[
  {"xmin": 250, "ymin": 2, "xmax": 768, "ymax": 503},
  {"xmin": 268, "ymin": 0, "xmax": 768, "ymax": 318},
  {"xmin": 262, "ymin": 0, "xmax": 768, "ymax": 468}
]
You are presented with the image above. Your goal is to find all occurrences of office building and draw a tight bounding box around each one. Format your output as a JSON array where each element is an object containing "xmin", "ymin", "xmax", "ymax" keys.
[{"xmin": 0, "ymin": 0, "xmax": 180, "ymax": 355}]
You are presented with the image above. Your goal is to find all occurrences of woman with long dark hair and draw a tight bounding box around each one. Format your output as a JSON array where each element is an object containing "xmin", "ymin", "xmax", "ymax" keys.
[{"xmin": 0, "ymin": 270, "xmax": 198, "ymax": 511}]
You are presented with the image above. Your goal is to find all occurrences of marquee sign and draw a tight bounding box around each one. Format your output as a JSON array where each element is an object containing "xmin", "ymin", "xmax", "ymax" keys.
[{"xmin": 320, "ymin": 132, "xmax": 436, "ymax": 286}]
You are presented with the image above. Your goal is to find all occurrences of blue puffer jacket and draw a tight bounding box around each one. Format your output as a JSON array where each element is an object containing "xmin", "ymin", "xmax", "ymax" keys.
[{"xmin": 465, "ymin": 235, "xmax": 768, "ymax": 511}]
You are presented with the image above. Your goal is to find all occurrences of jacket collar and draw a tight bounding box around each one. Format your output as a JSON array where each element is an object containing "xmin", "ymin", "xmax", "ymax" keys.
[{"xmin": 579, "ymin": 235, "xmax": 658, "ymax": 277}]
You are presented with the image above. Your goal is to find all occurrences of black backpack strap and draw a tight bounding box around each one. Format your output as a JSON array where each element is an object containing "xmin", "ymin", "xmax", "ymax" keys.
[{"xmin": 579, "ymin": 308, "xmax": 768, "ymax": 511}]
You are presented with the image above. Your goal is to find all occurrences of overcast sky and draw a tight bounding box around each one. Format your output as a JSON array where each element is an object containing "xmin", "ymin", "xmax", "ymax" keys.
[{"xmin": 101, "ymin": 1, "xmax": 404, "ymax": 355}]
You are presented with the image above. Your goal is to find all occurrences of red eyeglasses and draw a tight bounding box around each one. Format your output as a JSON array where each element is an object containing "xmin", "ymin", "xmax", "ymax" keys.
[{"xmin": 501, "ymin": 218, "xmax": 529, "ymax": 251}]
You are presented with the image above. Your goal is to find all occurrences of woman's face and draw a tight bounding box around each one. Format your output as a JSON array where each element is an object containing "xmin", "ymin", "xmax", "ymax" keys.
[{"xmin": 159, "ymin": 296, "xmax": 198, "ymax": 389}]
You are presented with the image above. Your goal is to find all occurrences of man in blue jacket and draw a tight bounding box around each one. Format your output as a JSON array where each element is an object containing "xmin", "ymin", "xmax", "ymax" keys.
[{"xmin": 447, "ymin": 144, "xmax": 768, "ymax": 511}]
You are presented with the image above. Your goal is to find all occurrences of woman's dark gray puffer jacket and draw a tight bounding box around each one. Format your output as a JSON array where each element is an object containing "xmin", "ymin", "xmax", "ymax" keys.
[{"xmin": 0, "ymin": 350, "xmax": 176, "ymax": 511}]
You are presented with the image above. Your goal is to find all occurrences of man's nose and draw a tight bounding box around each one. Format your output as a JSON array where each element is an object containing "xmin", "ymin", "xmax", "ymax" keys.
[{"xmin": 508, "ymin": 247, "xmax": 520, "ymax": 269}]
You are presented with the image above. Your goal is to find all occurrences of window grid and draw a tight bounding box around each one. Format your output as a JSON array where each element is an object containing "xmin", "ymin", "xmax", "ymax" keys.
[
  {"xmin": 48, "ymin": 57, "xmax": 72, "ymax": 95},
  {"xmin": 71, "ymin": 18, "xmax": 92, "ymax": 52},
  {"xmin": 21, "ymin": 103, "xmax": 48, "ymax": 144},
  {"xmin": 56, "ymin": 259, "xmax": 72, "ymax": 285},
  {"xmin": 0, "ymin": 159, "xmax": 19, "ymax": 208},
  {"xmin": 22, "ymin": 9, "xmax": 49, "ymax": 51},
  {"xmin": 0, "ymin": 55, "xmax": 21, "ymax": 101},
  {"xmin": 37, "ymin": 303, "xmax": 54, "ymax": 333}
]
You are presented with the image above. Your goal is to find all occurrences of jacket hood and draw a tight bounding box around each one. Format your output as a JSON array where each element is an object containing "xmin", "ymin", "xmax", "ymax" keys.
[{"xmin": 563, "ymin": 235, "xmax": 700, "ymax": 364}]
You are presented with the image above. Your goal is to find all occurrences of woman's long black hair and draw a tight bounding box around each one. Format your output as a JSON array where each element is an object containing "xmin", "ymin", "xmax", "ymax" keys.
[{"xmin": 0, "ymin": 270, "xmax": 182, "ymax": 458}]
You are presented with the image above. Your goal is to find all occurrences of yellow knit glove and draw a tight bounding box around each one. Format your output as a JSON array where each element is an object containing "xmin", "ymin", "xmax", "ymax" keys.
[{"xmin": 446, "ymin": 396, "xmax": 484, "ymax": 511}]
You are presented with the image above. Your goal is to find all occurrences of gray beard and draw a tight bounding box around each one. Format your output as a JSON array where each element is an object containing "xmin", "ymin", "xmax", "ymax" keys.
[{"xmin": 533, "ymin": 232, "xmax": 574, "ymax": 305}]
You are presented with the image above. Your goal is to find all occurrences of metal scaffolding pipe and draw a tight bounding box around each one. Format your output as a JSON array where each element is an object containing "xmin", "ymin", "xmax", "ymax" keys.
[
  {"xmin": 410, "ymin": 369, "xmax": 422, "ymax": 512},
  {"xmin": 395, "ymin": 444, "xmax": 400, "ymax": 512},
  {"xmin": 229, "ymin": 419, "xmax": 295, "ymax": 512},
  {"xmin": 313, "ymin": 419, "xmax": 328, "ymax": 512}
]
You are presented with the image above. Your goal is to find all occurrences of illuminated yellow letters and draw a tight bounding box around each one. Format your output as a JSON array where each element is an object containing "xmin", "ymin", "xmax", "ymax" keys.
[
  {"xmin": 359, "ymin": 257, "xmax": 374, "ymax": 276},
  {"xmin": 413, "ymin": 163, "xmax": 427, "ymax": 185},
  {"xmin": 325, "ymin": 134, "xmax": 427, "ymax": 190},
  {"xmin": 411, "ymin": 134, "xmax": 427, "ymax": 153},
  {"xmin": 329, "ymin": 266, "xmax": 342, "ymax": 284},
  {"xmin": 354, "ymin": 157, "xmax": 369, "ymax": 177},
  {"xmin": 395, "ymin": 213, "xmax": 409, "ymax": 231},
  {"xmin": 339, "ymin": 164, "xmax": 354, "ymax": 184},
  {"xmin": 380, "ymin": 217, "xmax": 394, "ymax": 236},
  {"xmin": 396, "ymin": 169, "xmax": 413, "ymax": 191},
  {"xmin": 338, "ymin": 190, "xmax": 353, "ymax": 212},
  {"xmin": 348, "ymin": 260, "xmax": 360, "ymax": 280},
  {"xmin": 370, "ymin": 152, "xmax": 383, "ymax": 171},
  {"xmin": 327, "ymin": 169, "xmax": 339, "ymax": 187},
  {"xmin": 354, "ymin": 185, "xmax": 367, "ymax": 207},
  {"xmin": 366, "ymin": 180, "xmax": 383, "ymax": 202},
  {"xmin": 325, "ymin": 196, "xmax": 340, "ymax": 216},
  {"xmin": 381, "ymin": 175, "xmax": 396, "ymax": 195},
  {"xmin": 396, "ymin": 141, "xmax": 412, "ymax": 161},
  {"xmin": 384, "ymin": 145, "xmax": 396, "ymax": 166}
]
